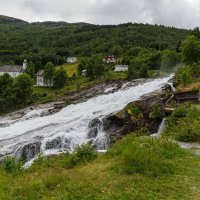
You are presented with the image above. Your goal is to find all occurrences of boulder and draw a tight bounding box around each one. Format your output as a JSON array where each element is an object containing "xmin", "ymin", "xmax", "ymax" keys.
[
  {"xmin": 45, "ymin": 137, "xmax": 63, "ymax": 150},
  {"xmin": 16, "ymin": 142, "xmax": 41, "ymax": 162},
  {"xmin": 101, "ymin": 90, "xmax": 170, "ymax": 145}
]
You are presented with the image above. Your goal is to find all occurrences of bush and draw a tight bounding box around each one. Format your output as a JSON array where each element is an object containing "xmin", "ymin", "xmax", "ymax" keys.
[
  {"xmin": 176, "ymin": 66, "xmax": 192, "ymax": 85},
  {"xmin": 164, "ymin": 105, "xmax": 200, "ymax": 142},
  {"xmin": 166, "ymin": 105, "xmax": 188, "ymax": 126},
  {"xmin": 1, "ymin": 157, "xmax": 22, "ymax": 173},
  {"xmin": 149, "ymin": 106, "xmax": 163, "ymax": 118},
  {"xmin": 66, "ymin": 144, "xmax": 97, "ymax": 168},
  {"xmin": 109, "ymin": 136, "xmax": 183, "ymax": 177}
]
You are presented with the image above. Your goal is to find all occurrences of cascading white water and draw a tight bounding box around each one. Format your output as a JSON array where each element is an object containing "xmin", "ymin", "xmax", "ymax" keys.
[
  {"xmin": 151, "ymin": 118, "xmax": 166, "ymax": 138},
  {"xmin": 0, "ymin": 75, "xmax": 174, "ymax": 162}
]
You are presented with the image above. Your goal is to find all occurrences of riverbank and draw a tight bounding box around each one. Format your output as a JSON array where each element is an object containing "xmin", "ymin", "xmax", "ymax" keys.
[
  {"xmin": 0, "ymin": 77, "xmax": 156, "ymax": 125},
  {"xmin": 0, "ymin": 76, "xmax": 173, "ymax": 165},
  {"xmin": 1, "ymin": 134, "xmax": 200, "ymax": 199}
]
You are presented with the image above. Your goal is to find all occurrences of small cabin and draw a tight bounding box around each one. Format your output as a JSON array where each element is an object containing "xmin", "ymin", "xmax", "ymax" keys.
[
  {"xmin": 67, "ymin": 57, "xmax": 78, "ymax": 64},
  {"xmin": 114, "ymin": 65, "xmax": 129, "ymax": 72},
  {"xmin": 103, "ymin": 55, "xmax": 118, "ymax": 64},
  {"xmin": 82, "ymin": 69, "xmax": 87, "ymax": 76},
  {"xmin": 36, "ymin": 70, "xmax": 53, "ymax": 87}
]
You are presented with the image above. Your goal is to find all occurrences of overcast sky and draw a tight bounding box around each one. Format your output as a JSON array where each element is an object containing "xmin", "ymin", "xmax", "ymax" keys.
[{"xmin": 1, "ymin": 0, "xmax": 200, "ymax": 29}]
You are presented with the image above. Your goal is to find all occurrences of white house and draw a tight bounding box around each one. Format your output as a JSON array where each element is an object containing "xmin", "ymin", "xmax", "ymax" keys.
[
  {"xmin": 0, "ymin": 60, "xmax": 27, "ymax": 78},
  {"xmin": 67, "ymin": 57, "xmax": 78, "ymax": 64},
  {"xmin": 36, "ymin": 70, "xmax": 53, "ymax": 87},
  {"xmin": 114, "ymin": 65, "xmax": 129, "ymax": 72}
]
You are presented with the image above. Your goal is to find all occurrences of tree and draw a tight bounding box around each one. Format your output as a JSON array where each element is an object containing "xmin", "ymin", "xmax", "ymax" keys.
[
  {"xmin": 0, "ymin": 74, "xmax": 15, "ymax": 112},
  {"xmin": 0, "ymin": 73, "xmax": 13, "ymax": 94},
  {"xmin": 78, "ymin": 59, "xmax": 86, "ymax": 75},
  {"xmin": 27, "ymin": 61, "xmax": 35, "ymax": 79},
  {"xmin": 161, "ymin": 50, "xmax": 180, "ymax": 73},
  {"xmin": 176, "ymin": 66, "xmax": 192, "ymax": 85},
  {"xmin": 128, "ymin": 65, "xmax": 137, "ymax": 79},
  {"xmin": 86, "ymin": 62, "xmax": 94, "ymax": 79},
  {"xmin": 190, "ymin": 27, "xmax": 200, "ymax": 39},
  {"xmin": 139, "ymin": 64, "xmax": 148, "ymax": 78},
  {"xmin": 53, "ymin": 67, "xmax": 68, "ymax": 89},
  {"xmin": 13, "ymin": 74, "xmax": 33, "ymax": 105},
  {"xmin": 43, "ymin": 62, "xmax": 55, "ymax": 88},
  {"xmin": 181, "ymin": 36, "xmax": 200, "ymax": 65}
]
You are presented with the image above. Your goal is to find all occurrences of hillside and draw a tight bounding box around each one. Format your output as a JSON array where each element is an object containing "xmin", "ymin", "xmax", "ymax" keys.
[
  {"xmin": 0, "ymin": 15, "xmax": 28, "ymax": 25},
  {"xmin": 0, "ymin": 15, "xmax": 190, "ymax": 67}
]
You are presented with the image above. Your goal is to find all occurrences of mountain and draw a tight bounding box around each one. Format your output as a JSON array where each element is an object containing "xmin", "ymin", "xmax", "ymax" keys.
[{"xmin": 0, "ymin": 15, "xmax": 28, "ymax": 25}]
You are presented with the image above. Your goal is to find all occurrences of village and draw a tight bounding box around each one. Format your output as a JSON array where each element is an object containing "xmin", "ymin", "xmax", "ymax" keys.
[{"xmin": 0, "ymin": 55, "xmax": 129, "ymax": 87}]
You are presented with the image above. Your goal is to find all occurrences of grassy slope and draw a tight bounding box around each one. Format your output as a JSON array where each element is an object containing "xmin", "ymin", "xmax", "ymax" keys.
[
  {"xmin": 1, "ymin": 138, "xmax": 200, "ymax": 199},
  {"xmin": 59, "ymin": 63, "xmax": 78, "ymax": 77},
  {"xmin": 176, "ymin": 82, "xmax": 200, "ymax": 93}
]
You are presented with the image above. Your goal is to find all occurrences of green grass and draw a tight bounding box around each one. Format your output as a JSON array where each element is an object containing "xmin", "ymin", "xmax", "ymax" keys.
[
  {"xmin": 57, "ymin": 63, "xmax": 78, "ymax": 77},
  {"xmin": 1, "ymin": 135, "xmax": 200, "ymax": 199},
  {"xmin": 163, "ymin": 105, "xmax": 200, "ymax": 142}
]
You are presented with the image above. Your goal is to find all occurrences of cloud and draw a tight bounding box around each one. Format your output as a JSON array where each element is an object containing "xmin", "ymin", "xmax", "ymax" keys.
[{"xmin": 0, "ymin": 0, "xmax": 200, "ymax": 28}]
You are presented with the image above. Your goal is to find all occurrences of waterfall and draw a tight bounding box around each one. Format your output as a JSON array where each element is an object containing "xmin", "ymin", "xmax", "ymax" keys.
[
  {"xmin": 0, "ymin": 75, "xmax": 173, "ymax": 163},
  {"xmin": 168, "ymin": 82, "xmax": 176, "ymax": 93},
  {"xmin": 151, "ymin": 118, "xmax": 165, "ymax": 138}
]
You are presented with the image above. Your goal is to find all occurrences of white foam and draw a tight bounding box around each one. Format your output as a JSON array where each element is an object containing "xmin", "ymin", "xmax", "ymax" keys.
[{"xmin": 0, "ymin": 75, "xmax": 174, "ymax": 158}]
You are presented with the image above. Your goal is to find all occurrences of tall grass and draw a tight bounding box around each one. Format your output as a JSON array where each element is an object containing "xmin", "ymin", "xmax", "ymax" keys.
[
  {"xmin": 109, "ymin": 135, "xmax": 184, "ymax": 177},
  {"xmin": 0, "ymin": 157, "xmax": 22, "ymax": 174},
  {"xmin": 164, "ymin": 105, "xmax": 200, "ymax": 142}
]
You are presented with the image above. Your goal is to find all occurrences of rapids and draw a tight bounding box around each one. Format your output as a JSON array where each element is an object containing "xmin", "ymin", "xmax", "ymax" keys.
[{"xmin": 0, "ymin": 75, "xmax": 173, "ymax": 162}]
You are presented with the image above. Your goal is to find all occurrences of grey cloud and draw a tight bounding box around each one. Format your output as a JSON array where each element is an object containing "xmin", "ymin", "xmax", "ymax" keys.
[{"xmin": 0, "ymin": 0, "xmax": 200, "ymax": 28}]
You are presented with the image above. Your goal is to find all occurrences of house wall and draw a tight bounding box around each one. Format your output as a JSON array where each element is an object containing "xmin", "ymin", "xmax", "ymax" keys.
[
  {"xmin": 67, "ymin": 57, "xmax": 77, "ymax": 63},
  {"xmin": 0, "ymin": 72, "xmax": 21, "ymax": 78},
  {"xmin": 36, "ymin": 76, "xmax": 53, "ymax": 87},
  {"xmin": 114, "ymin": 67, "xmax": 128, "ymax": 72}
]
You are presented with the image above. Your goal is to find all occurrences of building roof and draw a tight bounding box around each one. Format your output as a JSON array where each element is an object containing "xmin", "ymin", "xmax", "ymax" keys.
[
  {"xmin": 115, "ymin": 65, "xmax": 129, "ymax": 67},
  {"xmin": 0, "ymin": 65, "xmax": 22, "ymax": 73},
  {"xmin": 36, "ymin": 70, "xmax": 44, "ymax": 76}
]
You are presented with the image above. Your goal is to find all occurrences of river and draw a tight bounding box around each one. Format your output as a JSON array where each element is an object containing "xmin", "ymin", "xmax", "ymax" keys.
[{"xmin": 0, "ymin": 75, "xmax": 173, "ymax": 164}]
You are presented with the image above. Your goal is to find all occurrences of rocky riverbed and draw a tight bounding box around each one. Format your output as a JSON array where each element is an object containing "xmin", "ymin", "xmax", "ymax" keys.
[{"xmin": 0, "ymin": 78, "xmax": 153, "ymax": 124}]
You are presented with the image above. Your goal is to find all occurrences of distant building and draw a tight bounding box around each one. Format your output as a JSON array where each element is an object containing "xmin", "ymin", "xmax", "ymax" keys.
[
  {"xmin": 82, "ymin": 69, "xmax": 87, "ymax": 76},
  {"xmin": 36, "ymin": 70, "xmax": 53, "ymax": 87},
  {"xmin": 103, "ymin": 55, "xmax": 118, "ymax": 64},
  {"xmin": 0, "ymin": 59, "xmax": 27, "ymax": 78},
  {"xmin": 114, "ymin": 65, "xmax": 129, "ymax": 72},
  {"xmin": 67, "ymin": 57, "xmax": 78, "ymax": 63}
]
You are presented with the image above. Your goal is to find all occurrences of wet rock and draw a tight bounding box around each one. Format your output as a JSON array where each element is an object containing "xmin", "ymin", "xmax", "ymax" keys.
[
  {"xmin": 87, "ymin": 118, "xmax": 103, "ymax": 139},
  {"xmin": 87, "ymin": 127, "xmax": 98, "ymax": 139},
  {"xmin": 63, "ymin": 139, "xmax": 72, "ymax": 151},
  {"xmin": 45, "ymin": 137, "xmax": 63, "ymax": 150},
  {"xmin": 101, "ymin": 87, "xmax": 172, "ymax": 145},
  {"xmin": 88, "ymin": 118, "xmax": 102, "ymax": 128},
  {"xmin": 17, "ymin": 142, "xmax": 41, "ymax": 162},
  {"xmin": 174, "ymin": 90, "xmax": 200, "ymax": 103}
]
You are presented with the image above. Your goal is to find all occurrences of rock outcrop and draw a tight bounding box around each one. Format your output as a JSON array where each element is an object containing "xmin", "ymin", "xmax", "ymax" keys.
[
  {"xmin": 94, "ymin": 85, "xmax": 173, "ymax": 145},
  {"xmin": 16, "ymin": 142, "xmax": 41, "ymax": 162}
]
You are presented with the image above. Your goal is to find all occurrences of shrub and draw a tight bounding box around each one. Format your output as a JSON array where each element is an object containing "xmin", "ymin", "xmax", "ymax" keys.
[
  {"xmin": 164, "ymin": 105, "xmax": 200, "ymax": 142},
  {"xmin": 149, "ymin": 106, "xmax": 163, "ymax": 118},
  {"xmin": 176, "ymin": 66, "xmax": 192, "ymax": 85},
  {"xmin": 1, "ymin": 157, "xmax": 22, "ymax": 173},
  {"xmin": 66, "ymin": 144, "xmax": 97, "ymax": 168}
]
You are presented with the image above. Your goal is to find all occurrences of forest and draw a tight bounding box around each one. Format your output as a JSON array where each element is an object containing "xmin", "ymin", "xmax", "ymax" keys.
[{"xmin": 0, "ymin": 15, "xmax": 189, "ymax": 70}]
